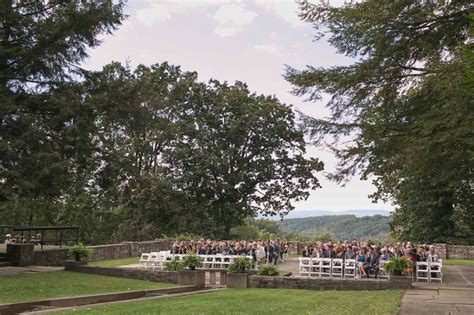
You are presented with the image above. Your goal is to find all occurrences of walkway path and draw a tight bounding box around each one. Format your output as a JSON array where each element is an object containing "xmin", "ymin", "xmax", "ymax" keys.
[{"xmin": 398, "ymin": 265, "xmax": 474, "ymax": 314}]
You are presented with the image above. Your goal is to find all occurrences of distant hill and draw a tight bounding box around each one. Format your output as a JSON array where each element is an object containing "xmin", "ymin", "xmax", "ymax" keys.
[
  {"xmin": 279, "ymin": 215, "xmax": 390, "ymax": 241},
  {"xmin": 262, "ymin": 209, "xmax": 390, "ymax": 220},
  {"xmin": 283, "ymin": 209, "xmax": 390, "ymax": 219}
]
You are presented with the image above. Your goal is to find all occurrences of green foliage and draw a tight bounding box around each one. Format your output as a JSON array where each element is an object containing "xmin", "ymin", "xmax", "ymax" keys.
[
  {"xmin": 309, "ymin": 230, "xmax": 332, "ymax": 243},
  {"xmin": 230, "ymin": 218, "xmax": 306, "ymax": 241},
  {"xmin": 69, "ymin": 243, "xmax": 93, "ymax": 262},
  {"xmin": 165, "ymin": 233, "xmax": 206, "ymax": 242},
  {"xmin": 383, "ymin": 257, "xmax": 412, "ymax": 276},
  {"xmin": 228, "ymin": 256, "xmax": 254, "ymax": 273},
  {"xmin": 258, "ymin": 264, "xmax": 280, "ymax": 276},
  {"xmin": 181, "ymin": 254, "xmax": 203, "ymax": 270},
  {"xmin": 287, "ymin": 0, "xmax": 473, "ymax": 244},
  {"xmin": 164, "ymin": 258, "xmax": 185, "ymax": 271},
  {"xmin": 0, "ymin": 1, "xmax": 125, "ymax": 232},
  {"xmin": 280, "ymin": 215, "xmax": 390, "ymax": 241}
]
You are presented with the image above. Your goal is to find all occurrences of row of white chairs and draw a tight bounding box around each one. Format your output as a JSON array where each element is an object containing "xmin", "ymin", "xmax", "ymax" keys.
[
  {"xmin": 139, "ymin": 251, "xmax": 257, "ymax": 270},
  {"xmin": 415, "ymin": 260, "xmax": 443, "ymax": 282},
  {"xmin": 299, "ymin": 258, "xmax": 388, "ymax": 278}
]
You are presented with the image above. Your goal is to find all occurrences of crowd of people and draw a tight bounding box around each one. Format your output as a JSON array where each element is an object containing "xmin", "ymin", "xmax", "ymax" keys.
[
  {"xmin": 3, "ymin": 233, "xmax": 42, "ymax": 245},
  {"xmin": 301, "ymin": 240, "xmax": 441, "ymax": 278},
  {"xmin": 170, "ymin": 239, "xmax": 289, "ymax": 265}
]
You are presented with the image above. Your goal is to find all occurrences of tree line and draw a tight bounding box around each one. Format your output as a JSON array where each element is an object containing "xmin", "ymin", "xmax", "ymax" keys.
[
  {"xmin": 1, "ymin": 1, "xmax": 472, "ymax": 245},
  {"xmin": 0, "ymin": 1, "xmax": 321, "ymax": 243}
]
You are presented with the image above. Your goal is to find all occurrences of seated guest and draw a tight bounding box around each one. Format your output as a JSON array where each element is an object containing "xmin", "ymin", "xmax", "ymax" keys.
[
  {"xmin": 345, "ymin": 246, "xmax": 356, "ymax": 259},
  {"xmin": 335, "ymin": 246, "xmax": 344, "ymax": 259},
  {"xmin": 427, "ymin": 245, "xmax": 441, "ymax": 262},
  {"xmin": 364, "ymin": 247, "xmax": 380, "ymax": 278},
  {"xmin": 380, "ymin": 248, "xmax": 389, "ymax": 262},
  {"xmin": 302, "ymin": 245, "xmax": 310, "ymax": 257},
  {"xmin": 356, "ymin": 248, "xmax": 367, "ymax": 278}
]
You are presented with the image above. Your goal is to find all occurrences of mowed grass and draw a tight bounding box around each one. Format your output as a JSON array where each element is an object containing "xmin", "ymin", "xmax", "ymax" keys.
[
  {"xmin": 60, "ymin": 288, "xmax": 404, "ymax": 315},
  {"xmin": 444, "ymin": 259, "xmax": 474, "ymax": 266},
  {"xmin": 0, "ymin": 271, "xmax": 174, "ymax": 303},
  {"xmin": 89, "ymin": 257, "xmax": 139, "ymax": 267}
]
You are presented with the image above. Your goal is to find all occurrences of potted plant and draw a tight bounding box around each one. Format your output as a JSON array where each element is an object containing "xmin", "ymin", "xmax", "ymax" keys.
[
  {"xmin": 226, "ymin": 256, "xmax": 254, "ymax": 288},
  {"xmin": 164, "ymin": 258, "xmax": 184, "ymax": 271},
  {"xmin": 383, "ymin": 256, "xmax": 412, "ymax": 276},
  {"xmin": 383, "ymin": 256, "xmax": 413, "ymax": 289},
  {"xmin": 182, "ymin": 253, "xmax": 203, "ymax": 270},
  {"xmin": 69, "ymin": 242, "xmax": 92, "ymax": 263},
  {"xmin": 258, "ymin": 264, "xmax": 280, "ymax": 276}
]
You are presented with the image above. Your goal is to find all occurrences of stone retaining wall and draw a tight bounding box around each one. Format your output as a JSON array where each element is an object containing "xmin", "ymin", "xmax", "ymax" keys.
[
  {"xmin": 248, "ymin": 275, "xmax": 411, "ymax": 290},
  {"xmin": 445, "ymin": 245, "xmax": 474, "ymax": 259},
  {"xmin": 65, "ymin": 263, "xmax": 178, "ymax": 283},
  {"xmin": 33, "ymin": 239, "xmax": 171, "ymax": 266}
]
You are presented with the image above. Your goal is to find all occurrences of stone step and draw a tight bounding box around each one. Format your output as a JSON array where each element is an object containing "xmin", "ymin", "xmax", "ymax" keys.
[{"xmin": 0, "ymin": 261, "xmax": 11, "ymax": 267}]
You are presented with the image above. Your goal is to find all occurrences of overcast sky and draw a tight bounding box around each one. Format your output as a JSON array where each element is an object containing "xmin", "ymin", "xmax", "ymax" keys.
[{"xmin": 83, "ymin": 0, "xmax": 390, "ymax": 212}]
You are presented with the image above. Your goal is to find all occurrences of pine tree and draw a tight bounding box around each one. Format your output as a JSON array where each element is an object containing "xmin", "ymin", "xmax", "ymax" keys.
[{"xmin": 286, "ymin": 0, "xmax": 473, "ymax": 243}]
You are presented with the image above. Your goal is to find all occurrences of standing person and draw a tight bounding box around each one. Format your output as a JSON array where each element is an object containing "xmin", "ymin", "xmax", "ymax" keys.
[
  {"xmin": 4, "ymin": 234, "xmax": 12, "ymax": 245},
  {"xmin": 267, "ymin": 241, "xmax": 274, "ymax": 264},
  {"xmin": 272, "ymin": 241, "xmax": 280, "ymax": 265}
]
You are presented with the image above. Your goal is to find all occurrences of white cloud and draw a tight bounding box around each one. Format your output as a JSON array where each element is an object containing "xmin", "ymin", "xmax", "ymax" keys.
[
  {"xmin": 254, "ymin": 0, "xmax": 304, "ymax": 27},
  {"xmin": 212, "ymin": 3, "xmax": 258, "ymax": 37},
  {"xmin": 254, "ymin": 43, "xmax": 286, "ymax": 57},
  {"xmin": 135, "ymin": 0, "xmax": 221, "ymax": 27}
]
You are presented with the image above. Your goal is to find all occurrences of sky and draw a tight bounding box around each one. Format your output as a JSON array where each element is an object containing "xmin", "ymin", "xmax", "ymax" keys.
[{"xmin": 83, "ymin": 0, "xmax": 391, "ymax": 212}]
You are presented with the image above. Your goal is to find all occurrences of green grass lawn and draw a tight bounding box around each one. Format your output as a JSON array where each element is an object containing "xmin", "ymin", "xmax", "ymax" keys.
[
  {"xmin": 89, "ymin": 257, "xmax": 139, "ymax": 267},
  {"xmin": 444, "ymin": 259, "xmax": 474, "ymax": 266},
  {"xmin": 0, "ymin": 271, "xmax": 174, "ymax": 303},
  {"xmin": 59, "ymin": 288, "xmax": 403, "ymax": 315}
]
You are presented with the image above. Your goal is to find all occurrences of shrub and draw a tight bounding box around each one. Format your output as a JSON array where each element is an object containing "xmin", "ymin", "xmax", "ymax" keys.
[
  {"xmin": 164, "ymin": 258, "xmax": 184, "ymax": 271},
  {"xmin": 258, "ymin": 264, "xmax": 280, "ymax": 276},
  {"xmin": 182, "ymin": 253, "xmax": 203, "ymax": 270},
  {"xmin": 383, "ymin": 256, "xmax": 412, "ymax": 276},
  {"xmin": 70, "ymin": 242, "xmax": 92, "ymax": 262},
  {"xmin": 228, "ymin": 256, "xmax": 253, "ymax": 273}
]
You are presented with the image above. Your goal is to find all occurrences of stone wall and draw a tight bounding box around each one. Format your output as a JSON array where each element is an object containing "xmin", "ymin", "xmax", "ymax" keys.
[
  {"xmin": 446, "ymin": 245, "xmax": 474, "ymax": 259},
  {"xmin": 33, "ymin": 239, "xmax": 171, "ymax": 266},
  {"xmin": 65, "ymin": 264, "xmax": 178, "ymax": 283},
  {"xmin": 7, "ymin": 244, "xmax": 34, "ymax": 266},
  {"xmin": 248, "ymin": 275, "xmax": 411, "ymax": 290}
]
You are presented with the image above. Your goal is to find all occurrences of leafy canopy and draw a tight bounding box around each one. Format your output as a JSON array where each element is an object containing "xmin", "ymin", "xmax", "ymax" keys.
[{"xmin": 286, "ymin": 0, "xmax": 473, "ymax": 244}]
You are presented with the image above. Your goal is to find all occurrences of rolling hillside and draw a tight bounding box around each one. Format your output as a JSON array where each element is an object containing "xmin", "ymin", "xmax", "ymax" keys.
[{"xmin": 279, "ymin": 215, "xmax": 390, "ymax": 241}]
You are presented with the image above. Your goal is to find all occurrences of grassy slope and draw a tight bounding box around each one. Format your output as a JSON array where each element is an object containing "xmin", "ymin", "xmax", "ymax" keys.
[
  {"xmin": 0, "ymin": 271, "xmax": 174, "ymax": 303},
  {"xmin": 89, "ymin": 257, "xmax": 139, "ymax": 267},
  {"xmin": 444, "ymin": 259, "xmax": 474, "ymax": 266},
  {"xmin": 59, "ymin": 288, "xmax": 403, "ymax": 315}
]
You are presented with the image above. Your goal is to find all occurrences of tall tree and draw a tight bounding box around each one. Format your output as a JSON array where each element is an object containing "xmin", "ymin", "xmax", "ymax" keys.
[
  {"xmin": 165, "ymin": 79, "xmax": 323, "ymax": 238},
  {"xmin": 0, "ymin": 0, "xmax": 125, "ymax": 225},
  {"xmin": 286, "ymin": 0, "xmax": 473, "ymax": 243}
]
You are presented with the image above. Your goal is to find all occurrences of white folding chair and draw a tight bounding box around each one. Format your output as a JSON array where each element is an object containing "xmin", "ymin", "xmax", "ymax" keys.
[
  {"xmin": 309, "ymin": 258, "xmax": 321, "ymax": 277},
  {"xmin": 139, "ymin": 253, "xmax": 150, "ymax": 269},
  {"xmin": 416, "ymin": 261, "xmax": 429, "ymax": 282},
  {"xmin": 320, "ymin": 258, "xmax": 332, "ymax": 277},
  {"xmin": 299, "ymin": 257, "xmax": 311, "ymax": 276},
  {"xmin": 378, "ymin": 260, "xmax": 389, "ymax": 279},
  {"xmin": 344, "ymin": 259, "xmax": 357, "ymax": 278},
  {"xmin": 331, "ymin": 258, "xmax": 343, "ymax": 278},
  {"xmin": 147, "ymin": 252, "xmax": 159, "ymax": 269},
  {"xmin": 429, "ymin": 260, "xmax": 443, "ymax": 283}
]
